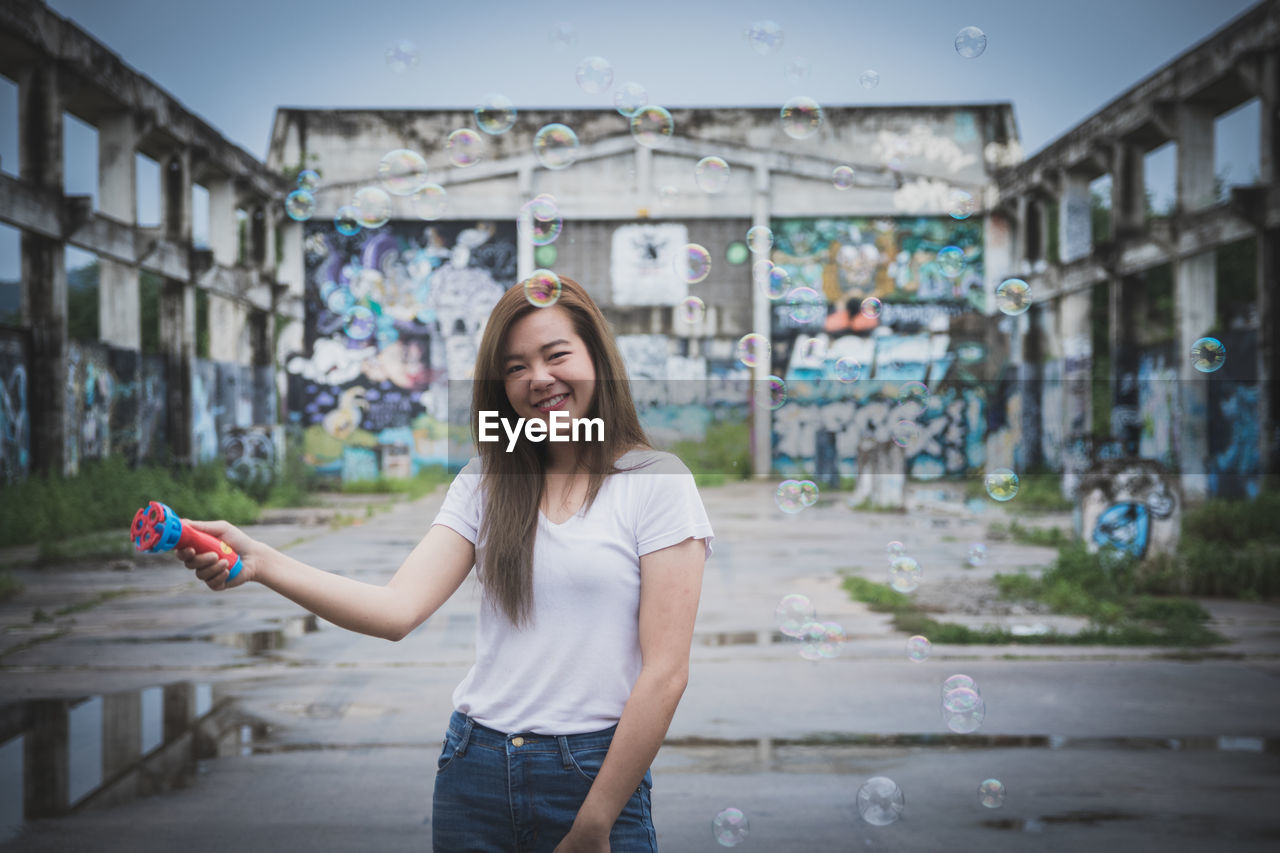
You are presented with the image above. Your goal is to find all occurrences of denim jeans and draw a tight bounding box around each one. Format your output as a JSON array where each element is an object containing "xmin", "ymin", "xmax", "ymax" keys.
[{"xmin": 431, "ymin": 710, "xmax": 658, "ymax": 852}]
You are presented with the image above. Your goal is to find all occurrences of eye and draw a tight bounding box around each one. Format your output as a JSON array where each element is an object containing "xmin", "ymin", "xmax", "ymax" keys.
[
  {"xmin": 550, "ymin": 351, "xmax": 570, "ymax": 360},
  {"xmin": 506, "ymin": 364, "xmax": 524, "ymax": 375}
]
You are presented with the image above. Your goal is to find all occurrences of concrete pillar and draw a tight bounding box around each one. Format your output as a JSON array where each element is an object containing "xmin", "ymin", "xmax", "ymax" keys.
[
  {"xmin": 750, "ymin": 161, "xmax": 771, "ymax": 480},
  {"xmin": 207, "ymin": 177, "xmax": 237, "ymax": 268},
  {"xmin": 1176, "ymin": 251, "xmax": 1216, "ymax": 500},
  {"xmin": 97, "ymin": 112, "xmax": 141, "ymax": 349},
  {"xmin": 17, "ymin": 61, "xmax": 70, "ymax": 476},
  {"xmin": 163, "ymin": 150, "xmax": 192, "ymax": 244},
  {"xmin": 1258, "ymin": 53, "xmax": 1278, "ymax": 480},
  {"xmin": 159, "ymin": 279, "xmax": 195, "ymax": 465},
  {"xmin": 1060, "ymin": 287, "xmax": 1092, "ymax": 497},
  {"xmin": 1012, "ymin": 194, "xmax": 1029, "ymax": 274},
  {"xmin": 1059, "ymin": 172, "xmax": 1091, "ymax": 263},
  {"xmin": 1112, "ymin": 141, "xmax": 1145, "ymax": 235},
  {"xmin": 208, "ymin": 292, "xmax": 246, "ymax": 365},
  {"xmin": 100, "ymin": 691, "xmax": 141, "ymax": 785},
  {"xmin": 1176, "ymin": 103, "xmax": 1215, "ymax": 213},
  {"xmin": 24, "ymin": 700, "xmax": 68, "ymax": 818}
]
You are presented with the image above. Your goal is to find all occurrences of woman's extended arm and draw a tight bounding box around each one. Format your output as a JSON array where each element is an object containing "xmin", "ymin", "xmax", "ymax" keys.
[
  {"xmin": 176, "ymin": 520, "xmax": 475, "ymax": 643},
  {"xmin": 555, "ymin": 536, "xmax": 705, "ymax": 852}
]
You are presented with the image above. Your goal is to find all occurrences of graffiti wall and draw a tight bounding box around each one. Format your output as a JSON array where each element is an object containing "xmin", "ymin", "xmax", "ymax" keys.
[
  {"xmin": 767, "ymin": 216, "xmax": 987, "ymax": 480},
  {"xmin": 1079, "ymin": 458, "xmax": 1180, "ymax": 558},
  {"xmin": 1208, "ymin": 327, "xmax": 1261, "ymax": 499},
  {"xmin": 0, "ymin": 329, "xmax": 29, "ymax": 484},
  {"xmin": 288, "ymin": 219, "xmax": 515, "ymax": 483}
]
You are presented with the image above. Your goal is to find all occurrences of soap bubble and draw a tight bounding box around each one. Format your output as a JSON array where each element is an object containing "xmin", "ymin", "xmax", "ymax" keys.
[
  {"xmin": 799, "ymin": 479, "xmax": 819, "ymax": 507},
  {"xmin": 767, "ymin": 375, "xmax": 787, "ymax": 411},
  {"xmin": 996, "ymin": 279, "xmax": 1032, "ymax": 315},
  {"xmin": 775, "ymin": 593, "xmax": 816, "ymax": 635},
  {"xmin": 334, "ymin": 205, "xmax": 361, "ymax": 236},
  {"xmin": 760, "ymin": 263, "xmax": 790, "ymax": 300},
  {"xmin": 889, "ymin": 556, "xmax": 921, "ymax": 593},
  {"xmin": 678, "ymin": 296, "xmax": 706, "ymax": 325},
  {"xmin": 943, "ymin": 696, "xmax": 986, "ymax": 733},
  {"xmin": 891, "ymin": 419, "xmax": 919, "ymax": 448},
  {"xmin": 377, "ymin": 149, "xmax": 429, "ymax": 196},
  {"xmin": 906, "ymin": 635, "xmax": 931, "ymax": 662},
  {"xmin": 297, "ymin": 169, "xmax": 320, "ymax": 191},
  {"xmin": 780, "ymin": 96, "xmax": 823, "ymax": 140},
  {"xmin": 675, "ymin": 244, "xmax": 711, "ymax": 283},
  {"xmin": 834, "ymin": 356, "xmax": 863, "ymax": 381},
  {"xmin": 410, "ymin": 184, "xmax": 448, "ymax": 220},
  {"xmin": 695, "ymin": 157, "xmax": 731, "ymax": 193},
  {"xmin": 886, "ymin": 541, "xmax": 906, "ymax": 559},
  {"xmin": 344, "ymin": 305, "xmax": 376, "ymax": 341},
  {"xmin": 943, "ymin": 686, "xmax": 981, "ymax": 714},
  {"xmin": 1191, "ymin": 336, "xmax": 1226, "ymax": 373},
  {"xmin": 523, "ymin": 269, "xmax": 562, "ymax": 308},
  {"xmin": 942, "ymin": 674, "xmax": 976, "ymax": 695},
  {"xmin": 898, "ymin": 380, "xmax": 929, "ymax": 405},
  {"xmin": 548, "ymin": 22, "xmax": 576, "ymax": 50},
  {"xmin": 353, "ymin": 187, "xmax": 392, "ymax": 228},
  {"xmin": 948, "ymin": 189, "xmax": 977, "ymax": 220},
  {"xmin": 967, "ymin": 543, "xmax": 988, "ymax": 568},
  {"xmin": 936, "ymin": 245, "xmax": 966, "ymax": 278},
  {"xmin": 833, "ymin": 165, "xmax": 855, "ymax": 190},
  {"xmin": 736, "ymin": 333, "xmax": 769, "ymax": 368},
  {"xmin": 712, "ymin": 807, "xmax": 750, "ymax": 847},
  {"xmin": 774, "ymin": 479, "xmax": 805, "ymax": 515},
  {"xmin": 857, "ymin": 776, "xmax": 905, "ymax": 826},
  {"xmin": 860, "ymin": 296, "xmax": 882, "ymax": 319},
  {"xmin": 613, "ymin": 82, "xmax": 648, "ymax": 117},
  {"xmin": 447, "ymin": 129, "xmax": 485, "ymax": 168},
  {"xmin": 955, "ymin": 26, "xmax": 988, "ymax": 58},
  {"xmin": 745, "ymin": 20, "xmax": 784, "ymax": 55},
  {"xmin": 979, "ymin": 779, "xmax": 1006, "ymax": 808},
  {"xmin": 786, "ymin": 286, "xmax": 826, "ymax": 325},
  {"xmin": 859, "ymin": 69, "xmax": 879, "ymax": 89},
  {"xmin": 575, "ymin": 56, "xmax": 613, "ymax": 94},
  {"xmin": 984, "ymin": 468, "xmax": 1019, "ymax": 502},
  {"xmin": 815, "ymin": 621, "xmax": 845, "ymax": 659},
  {"xmin": 474, "ymin": 94, "xmax": 517, "ymax": 135},
  {"xmin": 784, "ymin": 57, "xmax": 811, "ymax": 83},
  {"xmin": 385, "ymin": 40, "xmax": 419, "ymax": 74},
  {"xmin": 534, "ymin": 123, "xmax": 580, "ymax": 170},
  {"xmin": 285, "ymin": 190, "xmax": 315, "ymax": 221},
  {"xmin": 630, "ymin": 106, "xmax": 674, "ymax": 149},
  {"xmin": 520, "ymin": 214, "xmax": 563, "ymax": 247},
  {"xmin": 747, "ymin": 226, "xmax": 773, "ymax": 254}
]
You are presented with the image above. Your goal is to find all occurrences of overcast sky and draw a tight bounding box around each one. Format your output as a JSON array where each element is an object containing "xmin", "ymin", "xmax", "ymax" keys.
[{"xmin": 0, "ymin": 0, "xmax": 1266, "ymax": 275}]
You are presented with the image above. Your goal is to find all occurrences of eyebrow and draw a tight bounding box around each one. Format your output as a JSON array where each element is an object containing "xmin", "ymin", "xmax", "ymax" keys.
[{"xmin": 504, "ymin": 339, "xmax": 572, "ymax": 363}]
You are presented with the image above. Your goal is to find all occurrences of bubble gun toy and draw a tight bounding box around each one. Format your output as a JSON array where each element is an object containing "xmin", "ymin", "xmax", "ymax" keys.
[{"xmin": 130, "ymin": 500, "xmax": 242, "ymax": 581}]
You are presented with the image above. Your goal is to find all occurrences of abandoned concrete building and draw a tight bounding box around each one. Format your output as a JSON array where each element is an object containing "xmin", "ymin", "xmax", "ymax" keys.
[{"xmin": 0, "ymin": 0, "xmax": 1276, "ymax": 511}]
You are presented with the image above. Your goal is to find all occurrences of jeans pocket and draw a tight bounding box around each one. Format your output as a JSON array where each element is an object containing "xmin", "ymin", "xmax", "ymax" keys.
[
  {"xmin": 566, "ymin": 746, "xmax": 609, "ymax": 785},
  {"xmin": 436, "ymin": 730, "xmax": 461, "ymax": 775}
]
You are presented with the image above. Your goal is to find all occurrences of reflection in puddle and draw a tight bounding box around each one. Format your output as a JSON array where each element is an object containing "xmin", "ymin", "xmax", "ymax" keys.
[{"xmin": 0, "ymin": 682, "xmax": 270, "ymax": 844}]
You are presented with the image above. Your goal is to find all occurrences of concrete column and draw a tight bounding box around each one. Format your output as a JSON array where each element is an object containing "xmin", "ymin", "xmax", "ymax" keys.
[
  {"xmin": 750, "ymin": 162, "xmax": 771, "ymax": 480},
  {"xmin": 17, "ymin": 61, "xmax": 70, "ymax": 476},
  {"xmin": 1060, "ymin": 287, "xmax": 1092, "ymax": 497},
  {"xmin": 1012, "ymin": 194, "xmax": 1029, "ymax": 274},
  {"xmin": 159, "ymin": 279, "xmax": 195, "ymax": 465},
  {"xmin": 96, "ymin": 112, "xmax": 140, "ymax": 349},
  {"xmin": 208, "ymin": 292, "xmax": 246, "ymax": 365},
  {"xmin": 1176, "ymin": 103, "xmax": 1215, "ymax": 213},
  {"xmin": 207, "ymin": 177, "xmax": 237, "ymax": 268},
  {"xmin": 24, "ymin": 700, "xmax": 69, "ymax": 818},
  {"xmin": 100, "ymin": 691, "xmax": 141, "ymax": 785},
  {"xmin": 1176, "ymin": 251, "xmax": 1216, "ymax": 500},
  {"xmin": 163, "ymin": 150, "xmax": 192, "ymax": 244},
  {"xmin": 1259, "ymin": 54, "xmax": 1279, "ymax": 480},
  {"xmin": 1059, "ymin": 172, "xmax": 1091, "ymax": 263},
  {"xmin": 1112, "ymin": 141, "xmax": 1145, "ymax": 235}
]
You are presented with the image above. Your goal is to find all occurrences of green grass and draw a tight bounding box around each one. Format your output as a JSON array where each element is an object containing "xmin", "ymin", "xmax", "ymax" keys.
[
  {"xmin": 339, "ymin": 464, "xmax": 453, "ymax": 501},
  {"xmin": 38, "ymin": 530, "xmax": 137, "ymax": 563},
  {"xmin": 0, "ymin": 572, "xmax": 22, "ymax": 603},
  {"xmin": 0, "ymin": 457, "xmax": 260, "ymax": 549},
  {"xmin": 966, "ymin": 472, "xmax": 1073, "ymax": 512},
  {"xmin": 669, "ymin": 420, "xmax": 752, "ymax": 486},
  {"xmin": 987, "ymin": 520, "xmax": 1071, "ymax": 548}
]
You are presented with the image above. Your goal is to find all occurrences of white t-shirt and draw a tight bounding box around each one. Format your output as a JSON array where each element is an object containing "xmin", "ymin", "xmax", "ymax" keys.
[{"xmin": 430, "ymin": 448, "xmax": 715, "ymax": 734}]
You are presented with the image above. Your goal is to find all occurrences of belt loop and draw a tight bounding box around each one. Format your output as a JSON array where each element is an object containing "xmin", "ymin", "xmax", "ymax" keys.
[
  {"xmin": 557, "ymin": 735, "xmax": 573, "ymax": 769},
  {"xmin": 457, "ymin": 716, "xmax": 475, "ymax": 757}
]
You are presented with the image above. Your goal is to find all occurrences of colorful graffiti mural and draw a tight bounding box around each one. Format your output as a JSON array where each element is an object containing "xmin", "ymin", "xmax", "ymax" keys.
[
  {"xmin": 0, "ymin": 329, "xmax": 29, "ymax": 484},
  {"xmin": 1079, "ymin": 458, "xmax": 1180, "ymax": 558},
  {"xmin": 289, "ymin": 220, "xmax": 515, "ymax": 482},
  {"xmin": 766, "ymin": 216, "xmax": 987, "ymax": 480}
]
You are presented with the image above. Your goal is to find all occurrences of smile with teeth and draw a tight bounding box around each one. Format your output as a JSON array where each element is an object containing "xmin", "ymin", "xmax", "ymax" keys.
[{"xmin": 535, "ymin": 393, "xmax": 569, "ymax": 411}]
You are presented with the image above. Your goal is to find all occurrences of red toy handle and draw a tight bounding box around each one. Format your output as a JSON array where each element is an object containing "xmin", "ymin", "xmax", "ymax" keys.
[{"xmin": 176, "ymin": 527, "xmax": 239, "ymax": 565}]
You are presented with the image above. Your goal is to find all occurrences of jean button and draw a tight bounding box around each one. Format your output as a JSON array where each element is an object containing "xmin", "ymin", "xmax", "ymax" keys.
[{"xmin": 512, "ymin": 736, "xmax": 525, "ymax": 747}]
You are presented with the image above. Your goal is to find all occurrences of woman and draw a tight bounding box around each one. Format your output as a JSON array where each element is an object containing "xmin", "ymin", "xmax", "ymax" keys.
[{"xmin": 176, "ymin": 275, "xmax": 714, "ymax": 852}]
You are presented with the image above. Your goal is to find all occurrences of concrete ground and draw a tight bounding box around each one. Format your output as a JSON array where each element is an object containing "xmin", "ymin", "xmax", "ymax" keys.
[{"xmin": 1, "ymin": 481, "xmax": 1278, "ymax": 851}]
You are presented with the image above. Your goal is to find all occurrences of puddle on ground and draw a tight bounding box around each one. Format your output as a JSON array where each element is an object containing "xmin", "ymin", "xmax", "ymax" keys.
[{"xmin": 0, "ymin": 681, "xmax": 270, "ymax": 844}]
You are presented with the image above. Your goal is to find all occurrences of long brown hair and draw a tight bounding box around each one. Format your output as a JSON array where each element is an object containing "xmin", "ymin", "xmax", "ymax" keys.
[{"xmin": 470, "ymin": 275, "xmax": 651, "ymax": 627}]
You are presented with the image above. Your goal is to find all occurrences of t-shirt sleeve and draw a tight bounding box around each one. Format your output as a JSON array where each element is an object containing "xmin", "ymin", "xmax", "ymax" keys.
[
  {"xmin": 635, "ymin": 454, "xmax": 715, "ymax": 559},
  {"xmin": 431, "ymin": 457, "xmax": 483, "ymax": 543}
]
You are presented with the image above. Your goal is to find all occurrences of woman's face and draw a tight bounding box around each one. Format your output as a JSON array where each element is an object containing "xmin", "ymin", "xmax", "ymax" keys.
[{"xmin": 501, "ymin": 306, "xmax": 597, "ymax": 427}]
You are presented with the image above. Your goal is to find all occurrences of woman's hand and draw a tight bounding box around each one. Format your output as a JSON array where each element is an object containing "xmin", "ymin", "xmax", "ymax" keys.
[
  {"xmin": 173, "ymin": 519, "xmax": 263, "ymax": 591},
  {"xmin": 552, "ymin": 826, "xmax": 610, "ymax": 853}
]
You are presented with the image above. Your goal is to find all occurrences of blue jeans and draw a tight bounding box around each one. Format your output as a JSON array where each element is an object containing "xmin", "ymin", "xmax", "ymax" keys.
[{"xmin": 431, "ymin": 710, "xmax": 658, "ymax": 852}]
